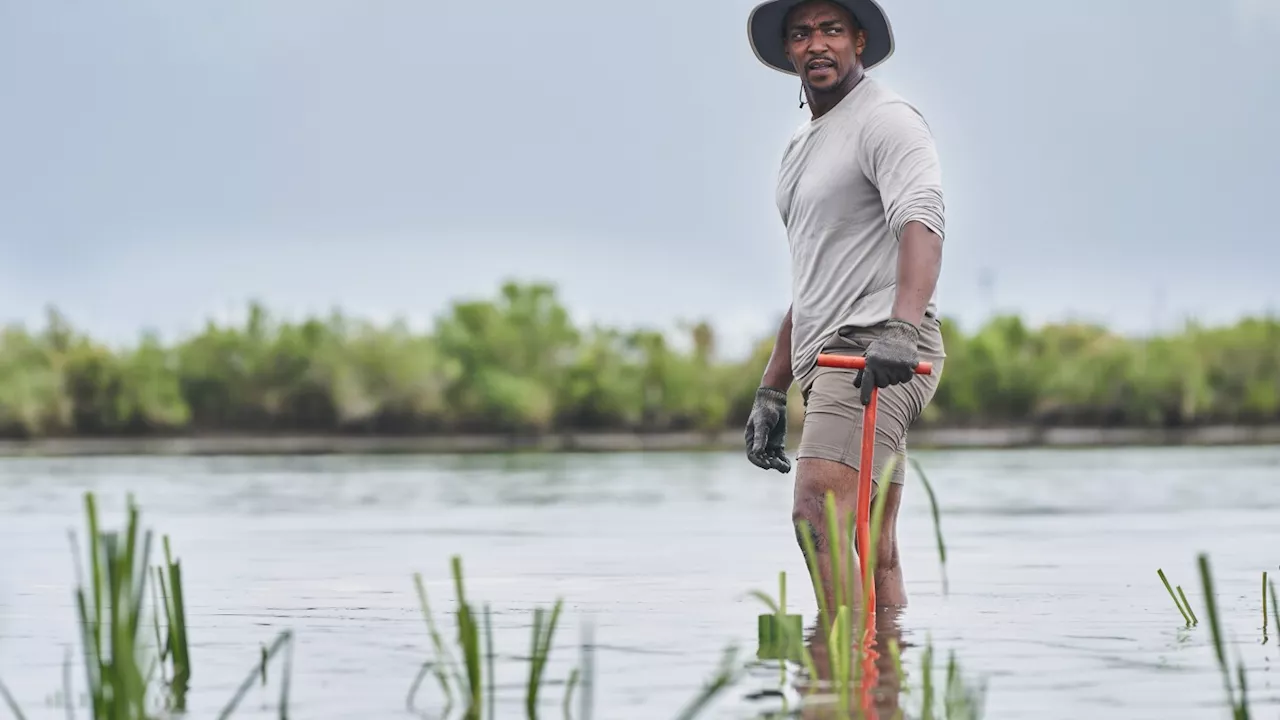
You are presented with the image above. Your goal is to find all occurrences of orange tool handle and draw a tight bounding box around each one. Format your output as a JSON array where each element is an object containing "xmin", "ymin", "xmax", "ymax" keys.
[{"xmin": 816, "ymin": 354, "xmax": 934, "ymax": 375}]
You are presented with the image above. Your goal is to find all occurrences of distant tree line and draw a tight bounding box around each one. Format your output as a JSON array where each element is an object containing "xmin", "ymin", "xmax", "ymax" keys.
[{"xmin": 1, "ymin": 281, "xmax": 1277, "ymax": 439}]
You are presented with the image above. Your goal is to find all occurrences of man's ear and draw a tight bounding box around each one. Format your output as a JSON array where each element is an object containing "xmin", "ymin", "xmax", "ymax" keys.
[{"xmin": 855, "ymin": 28, "xmax": 867, "ymax": 57}]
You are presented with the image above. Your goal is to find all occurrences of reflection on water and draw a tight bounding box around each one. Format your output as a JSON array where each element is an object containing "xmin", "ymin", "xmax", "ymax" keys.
[
  {"xmin": 0, "ymin": 446, "xmax": 1278, "ymax": 719},
  {"xmin": 745, "ymin": 606, "xmax": 983, "ymax": 720}
]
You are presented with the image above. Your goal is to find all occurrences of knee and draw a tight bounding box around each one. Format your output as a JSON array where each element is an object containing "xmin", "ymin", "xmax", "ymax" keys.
[
  {"xmin": 791, "ymin": 504, "xmax": 827, "ymax": 554},
  {"xmin": 791, "ymin": 489, "xmax": 832, "ymax": 555},
  {"xmin": 788, "ymin": 476, "xmax": 839, "ymax": 556}
]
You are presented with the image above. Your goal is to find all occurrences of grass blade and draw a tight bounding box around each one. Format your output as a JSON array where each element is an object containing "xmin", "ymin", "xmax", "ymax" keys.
[
  {"xmin": 1196, "ymin": 554, "xmax": 1236, "ymax": 711},
  {"xmin": 216, "ymin": 630, "xmax": 294, "ymax": 720},
  {"xmin": 1157, "ymin": 569, "xmax": 1192, "ymax": 625},
  {"xmin": 528, "ymin": 607, "xmax": 545, "ymax": 719},
  {"xmin": 671, "ymin": 644, "xmax": 743, "ymax": 720},
  {"xmin": 406, "ymin": 662, "xmax": 438, "ymax": 715},
  {"xmin": 68, "ymin": 530, "xmax": 102, "ymax": 718},
  {"xmin": 278, "ymin": 628, "xmax": 294, "ymax": 720},
  {"xmin": 908, "ymin": 456, "xmax": 949, "ymax": 596},
  {"xmin": 795, "ymin": 519, "xmax": 831, "ymax": 642},
  {"xmin": 1270, "ymin": 580, "xmax": 1279, "ymax": 642},
  {"xmin": 1234, "ymin": 651, "xmax": 1250, "ymax": 720},
  {"xmin": 1177, "ymin": 586, "xmax": 1198, "ymax": 626},
  {"xmin": 578, "ymin": 621, "xmax": 594, "ymax": 720},
  {"xmin": 1263, "ymin": 572, "xmax": 1269, "ymax": 639},
  {"xmin": 562, "ymin": 668, "xmax": 580, "ymax": 720},
  {"xmin": 485, "ymin": 604, "xmax": 496, "ymax": 720},
  {"xmin": 746, "ymin": 590, "xmax": 781, "ymax": 615},
  {"xmin": 62, "ymin": 646, "xmax": 73, "ymax": 720},
  {"xmin": 162, "ymin": 535, "xmax": 192, "ymax": 710},
  {"xmin": 920, "ymin": 640, "xmax": 935, "ymax": 720},
  {"xmin": 528, "ymin": 598, "xmax": 564, "ymax": 719},
  {"xmin": 413, "ymin": 572, "xmax": 465, "ymax": 703},
  {"xmin": 823, "ymin": 490, "xmax": 847, "ymax": 616},
  {"xmin": 450, "ymin": 556, "xmax": 483, "ymax": 718}
]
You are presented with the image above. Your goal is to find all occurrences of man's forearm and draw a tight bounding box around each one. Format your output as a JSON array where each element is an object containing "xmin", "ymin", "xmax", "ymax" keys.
[
  {"xmin": 761, "ymin": 306, "xmax": 795, "ymax": 391},
  {"xmin": 892, "ymin": 220, "xmax": 943, "ymax": 327}
]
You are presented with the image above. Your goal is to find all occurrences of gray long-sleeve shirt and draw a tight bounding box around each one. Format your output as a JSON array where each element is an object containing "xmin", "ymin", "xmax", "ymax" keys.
[{"xmin": 775, "ymin": 75, "xmax": 946, "ymax": 381}]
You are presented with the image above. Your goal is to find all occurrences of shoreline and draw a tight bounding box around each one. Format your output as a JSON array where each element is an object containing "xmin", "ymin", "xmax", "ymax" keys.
[{"xmin": 0, "ymin": 424, "xmax": 1278, "ymax": 457}]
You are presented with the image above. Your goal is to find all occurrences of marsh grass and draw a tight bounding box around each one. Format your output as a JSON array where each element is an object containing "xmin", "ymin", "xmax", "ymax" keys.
[
  {"xmin": 887, "ymin": 637, "xmax": 987, "ymax": 720},
  {"xmin": 0, "ymin": 492, "xmax": 293, "ymax": 720},
  {"xmin": 1157, "ymin": 568, "xmax": 1198, "ymax": 627},
  {"xmin": 1268, "ymin": 578, "xmax": 1279, "ymax": 646},
  {"xmin": 671, "ymin": 645, "xmax": 746, "ymax": 720},
  {"xmin": 407, "ymin": 555, "xmax": 587, "ymax": 718},
  {"xmin": 152, "ymin": 537, "xmax": 191, "ymax": 710},
  {"xmin": 213, "ymin": 630, "xmax": 294, "ymax": 720},
  {"xmin": 69, "ymin": 492, "xmax": 159, "ymax": 719},
  {"xmin": 1261, "ymin": 572, "xmax": 1270, "ymax": 644},
  {"xmin": 1196, "ymin": 554, "xmax": 1251, "ymax": 720},
  {"xmin": 409, "ymin": 555, "xmax": 744, "ymax": 719},
  {"xmin": 907, "ymin": 458, "xmax": 949, "ymax": 597}
]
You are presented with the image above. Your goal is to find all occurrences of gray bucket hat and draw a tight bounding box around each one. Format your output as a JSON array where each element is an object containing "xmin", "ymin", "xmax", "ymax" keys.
[{"xmin": 747, "ymin": 0, "xmax": 895, "ymax": 75}]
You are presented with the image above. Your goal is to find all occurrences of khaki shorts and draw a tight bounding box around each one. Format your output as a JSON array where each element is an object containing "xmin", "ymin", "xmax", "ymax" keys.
[{"xmin": 796, "ymin": 315, "xmax": 946, "ymax": 490}]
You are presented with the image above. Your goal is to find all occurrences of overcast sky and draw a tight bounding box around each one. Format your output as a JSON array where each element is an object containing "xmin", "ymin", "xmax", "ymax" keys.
[{"xmin": 2, "ymin": 0, "xmax": 1278, "ymax": 357}]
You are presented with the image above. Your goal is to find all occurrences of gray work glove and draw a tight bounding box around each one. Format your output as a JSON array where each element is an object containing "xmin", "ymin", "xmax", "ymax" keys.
[
  {"xmin": 853, "ymin": 319, "xmax": 921, "ymax": 406},
  {"xmin": 745, "ymin": 387, "xmax": 791, "ymax": 473}
]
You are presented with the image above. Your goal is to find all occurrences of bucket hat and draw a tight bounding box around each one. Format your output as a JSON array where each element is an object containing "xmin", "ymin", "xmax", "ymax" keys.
[{"xmin": 747, "ymin": 0, "xmax": 895, "ymax": 75}]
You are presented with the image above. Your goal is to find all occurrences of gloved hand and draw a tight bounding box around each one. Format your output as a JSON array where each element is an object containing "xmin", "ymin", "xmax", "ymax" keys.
[
  {"xmin": 745, "ymin": 387, "xmax": 791, "ymax": 473},
  {"xmin": 854, "ymin": 319, "xmax": 921, "ymax": 406}
]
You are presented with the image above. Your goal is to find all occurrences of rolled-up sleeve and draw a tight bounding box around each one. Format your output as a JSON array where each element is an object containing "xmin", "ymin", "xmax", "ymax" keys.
[{"xmin": 858, "ymin": 99, "xmax": 945, "ymax": 242}]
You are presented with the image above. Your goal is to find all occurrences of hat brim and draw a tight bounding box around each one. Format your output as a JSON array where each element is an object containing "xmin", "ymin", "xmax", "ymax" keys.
[{"xmin": 747, "ymin": 0, "xmax": 895, "ymax": 76}]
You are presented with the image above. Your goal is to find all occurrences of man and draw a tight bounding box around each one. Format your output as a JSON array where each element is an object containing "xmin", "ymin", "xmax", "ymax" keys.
[{"xmin": 743, "ymin": 0, "xmax": 947, "ymax": 615}]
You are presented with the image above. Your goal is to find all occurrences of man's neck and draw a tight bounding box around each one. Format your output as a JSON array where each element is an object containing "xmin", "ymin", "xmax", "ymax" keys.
[{"xmin": 807, "ymin": 66, "xmax": 866, "ymax": 120}]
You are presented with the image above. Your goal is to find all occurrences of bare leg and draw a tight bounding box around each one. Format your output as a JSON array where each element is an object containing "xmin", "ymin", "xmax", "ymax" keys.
[
  {"xmin": 872, "ymin": 476, "xmax": 906, "ymax": 607},
  {"xmin": 792, "ymin": 457, "xmax": 906, "ymax": 618}
]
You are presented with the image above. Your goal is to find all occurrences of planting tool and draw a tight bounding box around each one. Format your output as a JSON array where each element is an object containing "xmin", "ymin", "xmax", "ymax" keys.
[
  {"xmin": 814, "ymin": 354, "xmax": 932, "ymax": 612},
  {"xmin": 815, "ymin": 353, "xmax": 933, "ymax": 709}
]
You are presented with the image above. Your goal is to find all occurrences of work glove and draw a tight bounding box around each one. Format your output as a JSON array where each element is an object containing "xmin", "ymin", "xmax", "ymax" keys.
[
  {"xmin": 853, "ymin": 319, "xmax": 921, "ymax": 406},
  {"xmin": 745, "ymin": 387, "xmax": 791, "ymax": 473}
]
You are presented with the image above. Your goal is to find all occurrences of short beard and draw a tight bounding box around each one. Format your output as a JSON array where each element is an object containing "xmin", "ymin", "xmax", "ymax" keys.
[{"xmin": 803, "ymin": 62, "xmax": 863, "ymax": 104}]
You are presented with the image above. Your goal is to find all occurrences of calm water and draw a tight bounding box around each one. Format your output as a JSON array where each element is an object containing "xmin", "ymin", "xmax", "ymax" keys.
[{"xmin": 1, "ymin": 446, "xmax": 1279, "ymax": 719}]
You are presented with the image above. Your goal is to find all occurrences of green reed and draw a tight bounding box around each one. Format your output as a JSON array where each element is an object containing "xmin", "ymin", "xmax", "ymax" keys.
[
  {"xmin": 215, "ymin": 630, "xmax": 295, "ymax": 720},
  {"xmin": 525, "ymin": 597, "xmax": 563, "ymax": 718},
  {"xmin": 0, "ymin": 492, "xmax": 293, "ymax": 720},
  {"xmin": 69, "ymin": 493, "xmax": 156, "ymax": 720},
  {"xmin": 672, "ymin": 645, "xmax": 746, "ymax": 720},
  {"xmin": 152, "ymin": 536, "xmax": 191, "ymax": 710},
  {"xmin": 886, "ymin": 635, "xmax": 987, "ymax": 720},
  {"xmin": 1269, "ymin": 577, "xmax": 1279, "ymax": 645},
  {"xmin": 908, "ymin": 457, "xmax": 950, "ymax": 597},
  {"xmin": 408, "ymin": 555, "xmax": 577, "ymax": 720},
  {"xmin": 409, "ymin": 555, "xmax": 744, "ymax": 720},
  {"xmin": 1157, "ymin": 568, "xmax": 1197, "ymax": 626},
  {"xmin": 1196, "ymin": 554, "xmax": 1251, "ymax": 720},
  {"xmin": 1261, "ymin": 572, "xmax": 1269, "ymax": 643}
]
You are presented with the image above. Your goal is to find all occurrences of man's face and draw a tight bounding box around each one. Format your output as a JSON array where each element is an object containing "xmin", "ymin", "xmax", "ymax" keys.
[{"xmin": 783, "ymin": 0, "xmax": 865, "ymax": 92}]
